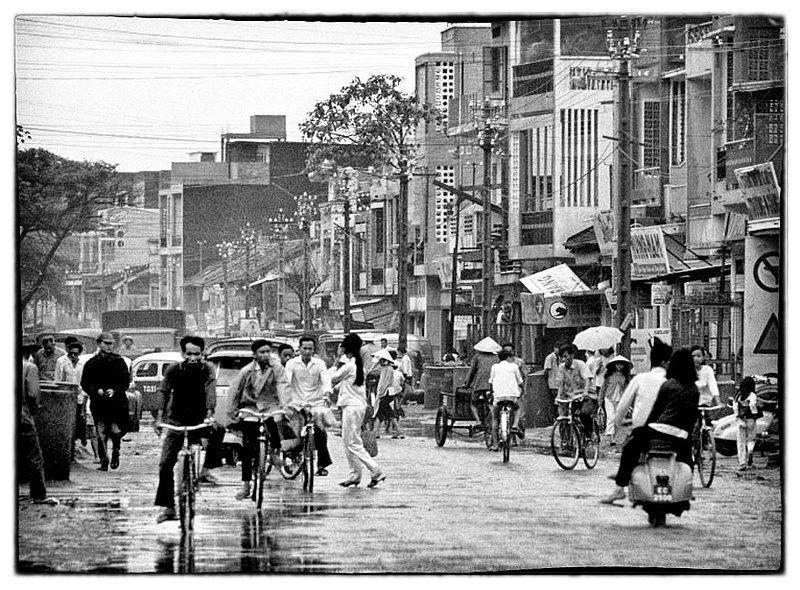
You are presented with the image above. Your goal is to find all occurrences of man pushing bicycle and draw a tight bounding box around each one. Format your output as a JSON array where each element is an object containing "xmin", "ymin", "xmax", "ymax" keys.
[
  {"xmin": 154, "ymin": 336, "xmax": 220, "ymax": 524},
  {"xmin": 283, "ymin": 334, "xmax": 335, "ymax": 476}
]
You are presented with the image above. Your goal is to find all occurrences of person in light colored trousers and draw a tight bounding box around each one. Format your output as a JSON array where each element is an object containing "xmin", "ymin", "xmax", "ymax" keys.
[{"xmin": 332, "ymin": 333, "xmax": 385, "ymax": 489}]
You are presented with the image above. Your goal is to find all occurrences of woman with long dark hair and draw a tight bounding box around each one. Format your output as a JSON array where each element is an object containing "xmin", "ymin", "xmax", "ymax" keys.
[
  {"xmin": 331, "ymin": 333, "xmax": 385, "ymax": 488},
  {"xmin": 601, "ymin": 348, "xmax": 699, "ymax": 504}
]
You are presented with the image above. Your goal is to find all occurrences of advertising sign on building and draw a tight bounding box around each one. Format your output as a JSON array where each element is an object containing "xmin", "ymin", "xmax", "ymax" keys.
[
  {"xmin": 630, "ymin": 226, "xmax": 670, "ymax": 278},
  {"xmin": 630, "ymin": 327, "xmax": 671, "ymax": 374},
  {"xmin": 735, "ymin": 162, "xmax": 781, "ymax": 220},
  {"xmin": 520, "ymin": 292, "xmax": 546, "ymax": 324},
  {"xmin": 592, "ymin": 211, "xmax": 616, "ymax": 257},
  {"xmin": 684, "ymin": 281, "xmax": 717, "ymax": 299},
  {"xmin": 519, "ymin": 263, "xmax": 590, "ymax": 297},
  {"xmin": 543, "ymin": 295, "xmax": 601, "ymax": 328},
  {"xmin": 650, "ymin": 283, "xmax": 673, "ymax": 306}
]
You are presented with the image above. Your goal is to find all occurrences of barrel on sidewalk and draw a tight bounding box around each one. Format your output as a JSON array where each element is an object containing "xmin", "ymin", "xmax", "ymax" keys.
[
  {"xmin": 521, "ymin": 370, "xmax": 556, "ymax": 427},
  {"xmin": 34, "ymin": 382, "xmax": 78, "ymax": 481}
]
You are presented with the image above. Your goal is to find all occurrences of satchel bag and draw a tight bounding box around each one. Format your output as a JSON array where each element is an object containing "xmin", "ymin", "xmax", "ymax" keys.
[{"xmin": 361, "ymin": 425, "xmax": 379, "ymax": 457}]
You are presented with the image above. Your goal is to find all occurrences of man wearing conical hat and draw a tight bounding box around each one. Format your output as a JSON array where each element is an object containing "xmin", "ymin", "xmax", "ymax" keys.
[{"xmin": 464, "ymin": 337, "xmax": 500, "ymax": 438}]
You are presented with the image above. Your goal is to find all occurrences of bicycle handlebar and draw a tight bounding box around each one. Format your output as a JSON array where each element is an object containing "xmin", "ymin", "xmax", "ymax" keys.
[
  {"xmin": 158, "ymin": 420, "xmax": 213, "ymax": 433},
  {"xmin": 555, "ymin": 395, "xmax": 585, "ymax": 406},
  {"xmin": 236, "ymin": 407, "xmax": 286, "ymax": 421},
  {"xmin": 697, "ymin": 405, "xmax": 724, "ymax": 412}
]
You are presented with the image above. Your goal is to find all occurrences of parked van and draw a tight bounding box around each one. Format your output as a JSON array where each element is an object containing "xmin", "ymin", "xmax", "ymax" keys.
[{"xmin": 128, "ymin": 351, "xmax": 184, "ymax": 419}]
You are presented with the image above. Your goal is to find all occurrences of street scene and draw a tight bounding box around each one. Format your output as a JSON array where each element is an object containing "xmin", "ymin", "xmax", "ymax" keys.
[{"xmin": 15, "ymin": 12, "xmax": 784, "ymax": 575}]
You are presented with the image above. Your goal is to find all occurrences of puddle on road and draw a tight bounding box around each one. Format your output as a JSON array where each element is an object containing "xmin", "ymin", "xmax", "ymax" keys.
[{"xmin": 125, "ymin": 492, "xmax": 338, "ymax": 573}]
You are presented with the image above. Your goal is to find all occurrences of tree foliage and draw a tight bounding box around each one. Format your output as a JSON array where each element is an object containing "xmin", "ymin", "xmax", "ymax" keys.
[
  {"xmin": 299, "ymin": 74, "xmax": 440, "ymax": 175},
  {"xmin": 17, "ymin": 148, "xmax": 120, "ymax": 308}
]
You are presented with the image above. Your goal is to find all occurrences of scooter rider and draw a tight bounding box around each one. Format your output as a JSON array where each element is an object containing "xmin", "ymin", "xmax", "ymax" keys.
[{"xmin": 601, "ymin": 348, "xmax": 699, "ymax": 505}]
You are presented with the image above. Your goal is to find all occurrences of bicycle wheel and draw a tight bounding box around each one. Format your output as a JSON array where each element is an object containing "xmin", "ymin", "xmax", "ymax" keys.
[
  {"xmin": 582, "ymin": 424, "xmax": 600, "ymax": 469},
  {"xmin": 280, "ymin": 440, "xmax": 304, "ymax": 480},
  {"xmin": 255, "ymin": 439, "xmax": 267, "ymax": 510},
  {"xmin": 697, "ymin": 428, "xmax": 716, "ymax": 488},
  {"xmin": 178, "ymin": 453, "xmax": 194, "ymax": 537},
  {"xmin": 550, "ymin": 420, "xmax": 580, "ymax": 470},
  {"xmin": 500, "ymin": 409, "xmax": 510, "ymax": 463},
  {"xmin": 303, "ymin": 426, "xmax": 316, "ymax": 493},
  {"xmin": 434, "ymin": 407, "xmax": 449, "ymax": 447}
]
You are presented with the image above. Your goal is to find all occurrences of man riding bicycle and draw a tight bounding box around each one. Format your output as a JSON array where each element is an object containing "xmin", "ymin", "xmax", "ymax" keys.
[
  {"xmin": 227, "ymin": 339, "xmax": 292, "ymax": 501},
  {"xmin": 488, "ymin": 350, "xmax": 524, "ymax": 451},
  {"xmin": 154, "ymin": 336, "xmax": 220, "ymax": 524},
  {"xmin": 283, "ymin": 334, "xmax": 335, "ymax": 477},
  {"xmin": 555, "ymin": 343, "xmax": 595, "ymax": 436}
]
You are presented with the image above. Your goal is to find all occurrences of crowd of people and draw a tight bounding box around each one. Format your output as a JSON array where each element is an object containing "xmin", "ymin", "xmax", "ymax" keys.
[{"xmin": 21, "ymin": 326, "xmax": 761, "ymax": 518}]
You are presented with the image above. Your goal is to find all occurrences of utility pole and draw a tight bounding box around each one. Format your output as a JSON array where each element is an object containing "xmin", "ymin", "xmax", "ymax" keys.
[
  {"xmin": 446, "ymin": 198, "xmax": 462, "ymax": 353},
  {"xmin": 607, "ymin": 19, "xmax": 643, "ymax": 358},
  {"xmin": 342, "ymin": 195, "xmax": 352, "ymax": 333},
  {"xmin": 479, "ymin": 99, "xmax": 495, "ymax": 338},
  {"xmin": 295, "ymin": 192, "xmax": 317, "ymax": 332},
  {"xmin": 397, "ymin": 153, "xmax": 409, "ymax": 350}
]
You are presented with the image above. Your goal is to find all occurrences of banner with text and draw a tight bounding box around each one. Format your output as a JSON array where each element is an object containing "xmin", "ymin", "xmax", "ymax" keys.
[{"xmin": 630, "ymin": 226, "xmax": 670, "ymax": 278}]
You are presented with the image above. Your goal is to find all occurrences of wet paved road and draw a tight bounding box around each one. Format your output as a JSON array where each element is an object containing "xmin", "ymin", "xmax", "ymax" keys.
[{"xmin": 18, "ymin": 405, "xmax": 782, "ymax": 572}]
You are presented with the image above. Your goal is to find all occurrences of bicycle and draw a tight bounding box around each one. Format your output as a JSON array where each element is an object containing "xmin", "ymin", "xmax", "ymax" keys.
[
  {"xmin": 692, "ymin": 404, "xmax": 723, "ymax": 488},
  {"xmin": 157, "ymin": 420, "xmax": 213, "ymax": 538},
  {"xmin": 550, "ymin": 395, "xmax": 600, "ymax": 470},
  {"xmin": 236, "ymin": 408, "xmax": 285, "ymax": 510},
  {"xmin": 495, "ymin": 399, "xmax": 518, "ymax": 463},
  {"xmin": 279, "ymin": 406, "xmax": 317, "ymax": 493}
]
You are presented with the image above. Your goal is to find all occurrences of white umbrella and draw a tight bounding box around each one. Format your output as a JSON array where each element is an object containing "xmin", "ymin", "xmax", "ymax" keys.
[{"xmin": 573, "ymin": 326, "xmax": 623, "ymax": 352}]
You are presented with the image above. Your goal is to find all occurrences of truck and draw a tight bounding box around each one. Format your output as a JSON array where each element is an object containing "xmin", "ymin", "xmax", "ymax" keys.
[{"xmin": 101, "ymin": 309, "xmax": 186, "ymax": 354}]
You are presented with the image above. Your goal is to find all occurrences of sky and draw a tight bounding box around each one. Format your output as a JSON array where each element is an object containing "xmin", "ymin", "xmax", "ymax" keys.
[{"xmin": 15, "ymin": 15, "xmax": 455, "ymax": 172}]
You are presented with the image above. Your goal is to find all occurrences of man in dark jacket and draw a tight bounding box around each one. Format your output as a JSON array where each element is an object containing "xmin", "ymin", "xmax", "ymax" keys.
[
  {"xmin": 81, "ymin": 332, "xmax": 130, "ymax": 471},
  {"xmin": 19, "ymin": 337, "xmax": 58, "ymax": 505},
  {"xmin": 154, "ymin": 335, "xmax": 218, "ymax": 524}
]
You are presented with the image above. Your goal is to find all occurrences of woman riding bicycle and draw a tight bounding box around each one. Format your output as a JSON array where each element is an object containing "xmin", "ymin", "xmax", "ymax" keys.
[{"xmin": 227, "ymin": 339, "xmax": 294, "ymax": 501}]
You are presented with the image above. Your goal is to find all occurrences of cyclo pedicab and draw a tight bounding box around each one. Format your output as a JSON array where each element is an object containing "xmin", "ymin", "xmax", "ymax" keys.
[{"xmin": 434, "ymin": 337, "xmax": 502, "ymax": 448}]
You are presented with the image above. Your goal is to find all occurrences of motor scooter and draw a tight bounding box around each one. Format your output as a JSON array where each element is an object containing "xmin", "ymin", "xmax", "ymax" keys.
[
  {"xmin": 712, "ymin": 375, "xmax": 779, "ymax": 457},
  {"xmin": 628, "ymin": 439, "xmax": 693, "ymax": 527}
]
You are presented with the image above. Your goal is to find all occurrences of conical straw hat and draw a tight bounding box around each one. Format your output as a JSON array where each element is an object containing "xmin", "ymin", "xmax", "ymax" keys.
[{"xmin": 473, "ymin": 337, "xmax": 501, "ymax": 354}]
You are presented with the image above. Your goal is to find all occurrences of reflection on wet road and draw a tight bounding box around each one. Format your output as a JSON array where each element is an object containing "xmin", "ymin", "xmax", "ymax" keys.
[{"xmin": 18, "ymin": 407, "xmax": 782, "ymax": 572}]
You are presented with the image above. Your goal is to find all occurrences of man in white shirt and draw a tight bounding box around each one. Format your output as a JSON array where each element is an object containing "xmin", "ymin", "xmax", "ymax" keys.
[
  {"xmin": 55, "ymin": 341, "xmax": 92, "ymax": 460},
  {"xmin": 488, "ymin": 350, "xmax": 524, "ymax": 451},
  {"xmin": 396, "ymin": 345, "xmax": 414, "ymax": 406},
  {"xmin": 601, "ymin": 339, "xmax": 673, "ymax": 503},
  {"xmin": 284, "ymin": 335, "xmax": 334, "ymax": 476},
  {"xmin": 614, "ymin": 339, "xmax": 673, "ymax": 432},
  {"xmin": 543, "ymin": 345, "xmax": 561, "ymax": 400}
]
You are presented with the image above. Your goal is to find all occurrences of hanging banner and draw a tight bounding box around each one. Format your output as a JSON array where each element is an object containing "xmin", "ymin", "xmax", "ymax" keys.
[
  {"xmin": 630, "ymin": 327, "xmax": 672, "ymax": 374},
  {"xmin": 735, "ymin": 162, "xmax": 781, "ymax": 220},
  {"xmin": 593, "ymin": 211, "xmax": 616, "ymax": 257},
  {"xmin": 650, "ymin": 283, "xmax": 673, "ymax": 306},
  {"xmin": 630, "ymin": 226, "xmax": 670, "ymax": 278},
  {"xmin": 520, "ymin": 292, "xmax": 546, "ymax": 324},
  {"xmin": 519, "ymin": 263, "xmax": 590, "ymax": 297}
]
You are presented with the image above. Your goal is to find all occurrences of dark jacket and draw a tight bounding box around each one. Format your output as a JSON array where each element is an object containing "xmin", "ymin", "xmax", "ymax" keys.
[
  {"xmin": 21, "ymin": 360, "xmax": 40, "ymax": 427},
  {"xmin": 81, "ymin": 352, "xmax": 131, "ymax": 429},
  {"xmin": 465, "ymin": 352, "xmax": 499, "ymax": 392},
  {"xmin": 158, "ymin": 360, "xmax": 216, "ymax": 426},
  {"xmin": 646, "ymin": 378, "xmax": 699, "ymax": 435}
]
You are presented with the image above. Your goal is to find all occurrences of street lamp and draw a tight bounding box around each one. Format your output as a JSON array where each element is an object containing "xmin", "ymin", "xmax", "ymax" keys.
[
  {"xmin": 294, "ymin": 192, "xmax": 318, "ymax": 331},
  {"xmin": 268, "ymin": 208, "xmax": 294, "ymax": 328},
  {"xmin": 239, "ymin": 222, "xmax": 259, "ymax": 318},
  {"xmin": 216, "ymin": 240, "xmax": 239, "ymax": 336}
]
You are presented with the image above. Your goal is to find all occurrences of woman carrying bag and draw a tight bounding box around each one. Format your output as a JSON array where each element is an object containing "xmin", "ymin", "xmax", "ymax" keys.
[{"xmin": 332, "ymin": 333, "xmax": 386, "ymax": 488}]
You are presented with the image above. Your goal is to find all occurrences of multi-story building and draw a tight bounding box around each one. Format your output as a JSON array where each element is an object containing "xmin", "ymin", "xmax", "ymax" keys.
[
  {"xmin": 413, "ymin": 25, "xmax": 494, "ymax": 360},
  {"xmin": 157, "ymin": 115, "xmax": 326, "ymax": 332}
]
